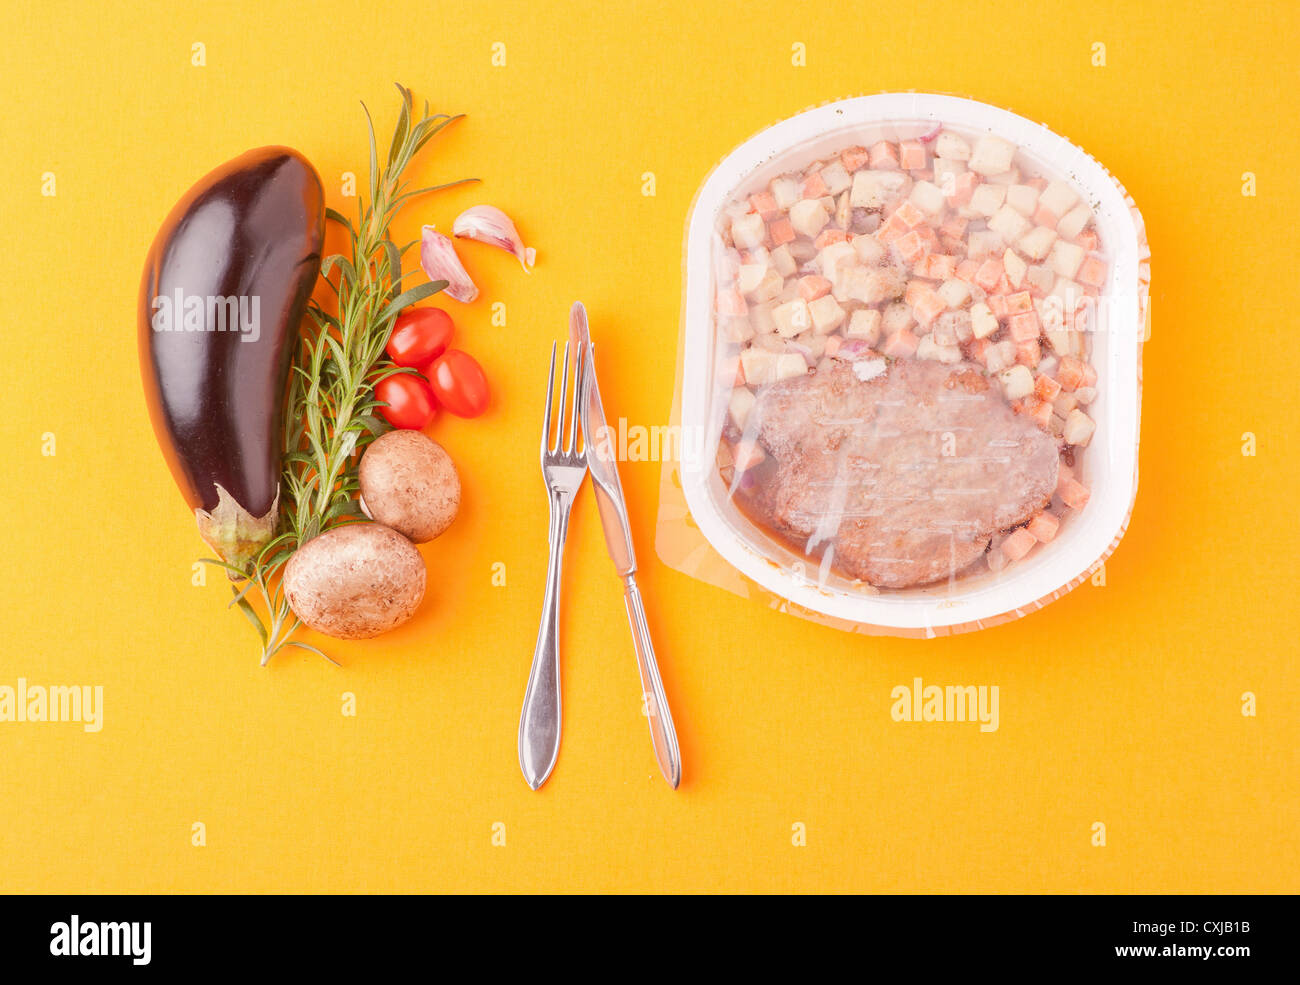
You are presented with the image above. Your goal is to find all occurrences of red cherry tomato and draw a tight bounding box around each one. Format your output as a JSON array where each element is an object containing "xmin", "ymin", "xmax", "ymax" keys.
[
  {"xmin": 375, "ymin": 373, "xmax": 438, "ymax": 429},
  {"xmin": 428, "ymin": 350, "xmax": 490, "ymax": 418},
  {"xmin": 386, "ymin": 307, "xmax": 455, "ymax": 368}
]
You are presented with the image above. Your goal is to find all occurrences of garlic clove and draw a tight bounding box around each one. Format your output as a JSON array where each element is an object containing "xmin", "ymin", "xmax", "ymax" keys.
[
  {"xmin": 452, "ymin": 205, "xmax": 535, "ymax": 272},
  {"xmin": 420, "ymin": 226, "xmax": 479, "ymax": 303}
]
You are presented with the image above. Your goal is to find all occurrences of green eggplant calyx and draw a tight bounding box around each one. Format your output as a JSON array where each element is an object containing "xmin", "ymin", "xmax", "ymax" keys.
[{"xmin": 195, "ymin": 483, "xmax": 279, "ymax": 575}]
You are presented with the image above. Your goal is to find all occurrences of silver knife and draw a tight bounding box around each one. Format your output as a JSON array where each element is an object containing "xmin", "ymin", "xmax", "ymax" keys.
[{"xmin": 569, "ymin": 302, "xmax": 682, "ymax": 789}]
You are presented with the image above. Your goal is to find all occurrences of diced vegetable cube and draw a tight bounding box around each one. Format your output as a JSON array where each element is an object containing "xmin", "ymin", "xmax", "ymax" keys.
[
  {"xmin": 715, "ymin": 287, "xmax": 747, "ymax": 316},
  {"xmin": 850, "ymin": 170, "xmax": 910, "ymax": 210},
  {"xmin": 988, "ymin": 204, "xmax": 1031, "ymax": 243},
  {"xmin": 1056, "ymin": 355, "xmax": 1087, "ymax": 390},
  {"xmin": 969, "ymin": 134, "xmax": 1017, "ymax": 175},
  {"xmin": 767, "ymin": 218, "xmax": 796, "ymax": 247},
  {"xmin": 852, "ymin": 234, "xmax": 885, "ymax": 264},
  {"xmin": 808, "ymin": 295, "xmax": 846, "ymax": 335},
  {"xmin": 1048, "ymin": 239, "xmax": 1085, "ymax": 278},
  {"xmin": 1034, "ymin": 374, "xmax": 1062, "ymax": 402},
  {"xmin": 1058, "ymin": 477, "xmax": 1091, "ymax": 511},
  {"xmin": 846, "ymin": 308, "xmax": 882, "ymax": 343},
  {"xmin": 916, "ymin": 332, "xmax": 962, "ymax": 364},
  {"xmin": 840, "ymin": 146, "xmax": 871, "ymax": 172},
  {"xmin": 999, "ymin": 364, "xmax": 1035, "ymax": 399},
  {"xmin": 938, "ymin": 278, "xmax": 971, "ymax": 308},
  {"xmin": 934, "ymin": 131, "xmax": 971, "ymax": 161},
  {"xmin": 1063, "ymin": 408, "xmax": 1096, "ymax": 446},
  {"xmin": 899, "ymin": 140, "xmax": 926, "ymax": 170},
  {"xmin": 789, "ymin": 199, "xmax": 830, "ymax": 238},
  {"xmin": 882, "ymin": 327, "xmax": 919, "ymax": 358},
  {"xmin": 797, "ymin": 275, "xmax": 832, "ymax": 302},
  {"xmin": 974, "ymin": 258, "xmax": 1004, "ymax": 291},
  {"xmin": 770, "ymin": 176, "xmax": 800, "ymax": 210},
  {"xmin": 970, "ymin": 301, "xmax": 999, "ymax": 340},
  {"xmin": 772, "ymin": 298, "xmax": 811, "ymax": 337},
  {"xmin": 730, "ymin": 211, "xmax": 766, "ymax": 249},
  {"xmin": 1038, "ymin": 180, "xmax": 1079, "ymax": 218},
  {"xmin": 868, "ymin": 141, "xmax": 900, "ymax": 169},
  {"xmin": 732, "ymin": 440, "xmax": 766, "ymax": 472},
  {"xmin": 909, "ymin": 180, "xmax": 946, "ymax": 215},
  {"xmin": 728, "ymin": 387, "xmax": 756, "ymax": 430},
  {"xmin": 770, "ymin": 244, "xmax": 797, "ymax": 278},
  {"xmin": 1001, "ymin": 527, "xmax": 1037, "ymax": 561},
  {"xmin": 895, "ymin": 199, "xmax": 927, "ymax": 228},
  {"xmin": 819, "ymin": 160, "xmax": 853, "ymax": 196},
  {"xmin": 1005, "ymin": 183, "xmax": 1040, "ymax": 217},
  {"xmin": 1027, "ymin": 512, "xmax": 1060, "ymax": 542},
  {"xmin": 1015, "ymin": 339, "xmax": 1041, "ymax": 367},
  {"xmin": 1077, "ymin": 256, "xmax": 1107, "ymax": 287},
  {"xmin": 1018, "ymin": 225, "xmax": 1057, "ymax": 261},
  {"xmin": 970, "ymin": 182, "xmax": 1007, "ymax": 216},
  {"xmin": 1008, "ymin": 311, "xmax": 1040, "ymax": 342}
]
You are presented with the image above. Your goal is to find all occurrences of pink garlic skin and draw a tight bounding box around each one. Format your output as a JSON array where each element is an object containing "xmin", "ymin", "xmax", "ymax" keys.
[
  {"xmin": 452, "ymin": 205, "xmax": 535, "ymax": 272},
  {"xmin": 420, "ymin": 226, "xmax": 479, "ymax": 303}
]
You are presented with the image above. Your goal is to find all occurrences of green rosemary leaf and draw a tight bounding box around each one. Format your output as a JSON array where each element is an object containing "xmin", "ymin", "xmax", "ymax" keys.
[{"xmin": 378, "ymin": 280, "xmax": 448, "ymax": 324}]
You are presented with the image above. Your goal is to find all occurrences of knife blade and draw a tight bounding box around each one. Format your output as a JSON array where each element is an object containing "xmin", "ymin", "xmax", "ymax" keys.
[
  {"xmin": 569, "ymin": 301, "xmax": 682, "ymax": 788},
  {"xmin": 569, "ymin": 302, "xmax": 636, "ymax": 576}
]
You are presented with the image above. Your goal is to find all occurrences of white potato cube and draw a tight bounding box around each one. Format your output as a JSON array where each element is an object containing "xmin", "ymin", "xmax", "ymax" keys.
[
  {"xmin": 882, "ymin": 301, "xmax": 914, "ymax": 334},
  {"xmin": 970, "ymin": 301, "xmax": 999, "ymax": 339},
  {"xmin": 966, "ymin": 229, "xmax": 1005, "ymax": 260},
  {"xmin": 909, "ymin": 180, "xmax": 947, "ymax": 216},
  {"xmin": 970, "ymin": 182, "xmax": 1007, "ymax": 216},
  {"xmin": 1039, "ymin": 180, "xmax": 1079, "ymax": 218},
  {"xmin": 731, "ymin": 211, "xmax": 766, "ymax": 249},
  {"xmin": 984, "ymin": 167, "xmax": 1021, "ymax": 186},
  {"xmin": 1056, "ymin": 203, "xmax": 1092, "ymax": 240},
  {"xmin": 770, "ymin": 244, "xmax": 797, "ymax": 278},
  {"xmin": 999, "ymin": 364, "xmax": 1035, "ymax": 400},
  {"xmin": 988, "ymin": 204, "xmax": 1031, "ymax": 243},
  {"xmin": 852, "ymin": 234, "xmax": 885, "ymax": 265},
  {"xmin": 772, "ymin": 352, "xmax": 809, "ymax": 382},
  {"xmin": 938, "ymin": 278, "xmax": 971, "ymax": 309},
  {"xmin": 934, "ymin": 131, "xmax": 972, "ymax": 161},
  {"xmin": 1048, "ymin": 239, "xmax": 1086, "ymax": 278},
  {"xmin": 846, "ymin": 308, "xmax": 882, "ymax": 343},
  {"xmin": 916, "ymin": 333, "xmax": 962, "ymax": 363},
  {"xmin": 789, "ymin": 199, "xmax": 830, "ymax": 239},
  {"xmin": 736, "ymin": 262, "xmax": 769, "ymax": 296},
  {"xmin": 1005, "ymin": 184, "xmax": 1040, "ymax": 217},
  {"xmin": 819, "ymin": 161, "xmax": 853, "ymax": 197},
  {"xmin": 722, "ymin": 316, "xmax": 754, "ymax": 344},
  {"xmin": 817, "ymin": 241, "xmax": 857, "ymax": 278},
  {"xmin": 850, "ymin": 169, "xmax": 911, "ymax": 210},
  {"xmin": 968, "ymin": 134, "xmax": 1017, "ymax": 176},
  {"xmin": 1003, "ymin": 248, "xmax": 1028, "ymax": 288},
  {"xmin": 728, "ymin": 387, "xmax": 756, "ymax": 430},
  {"xmin": 1018, "ymin": 225, "xmax": 1058, "ymax": 261},
  {"xmin": 984, "ymin": 339, "xmax": 1016, "ymax": 373},
  {"xmin": 739, "ymin": 349, "xmax": 776, "ymax": 384},
  {"xmin": 808, "ymin": 295, "xmax": 846, "ymax": 335},
  {"xmin": 770, "ymin": 176, "xmax": 800, "ymax": 211},
  {"xmin": 1063, "ymin": 408, "xmax": 1096, "ymax": 446},
  {"xmin": 772, "ymin": 299, "xmax": 812, "ymax": 337}
]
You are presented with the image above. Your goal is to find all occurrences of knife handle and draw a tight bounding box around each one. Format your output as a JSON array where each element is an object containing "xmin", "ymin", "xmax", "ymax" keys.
[{"xmin": 623, "ymin": 576, "xmax": 681, "ymax": 789}]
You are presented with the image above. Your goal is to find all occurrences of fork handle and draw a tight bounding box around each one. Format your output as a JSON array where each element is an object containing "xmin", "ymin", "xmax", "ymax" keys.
[
  {"xmin": 518, "ymin": 494, "xmax": 572, "ymax": 790},
  {"xmin": 624, "ymin": 576, "xmax": 682, "ymax": 789}
]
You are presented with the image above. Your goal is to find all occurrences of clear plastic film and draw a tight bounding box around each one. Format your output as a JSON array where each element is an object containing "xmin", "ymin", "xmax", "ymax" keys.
[{"xmin": 656, "ymin": 94, "xmax": 1150, "ymax": 637}]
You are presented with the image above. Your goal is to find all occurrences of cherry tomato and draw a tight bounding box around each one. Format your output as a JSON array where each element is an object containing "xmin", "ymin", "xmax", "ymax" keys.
[
  {"xmin": 375, "ymin": 373, "xmax": 438, "ymax": 429},
  {"xmin": 386, "ymin": 307, "xmax": 455, "ymax": 368},
  {"xmin": 428, "ymin": 350, "xmax": 490, "ymax": 418}
]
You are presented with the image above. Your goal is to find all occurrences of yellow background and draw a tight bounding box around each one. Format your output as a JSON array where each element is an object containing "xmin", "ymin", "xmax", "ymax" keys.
[{"xmin": 1, "ymin": 0, "xmax": 1296, "ymax": 893}]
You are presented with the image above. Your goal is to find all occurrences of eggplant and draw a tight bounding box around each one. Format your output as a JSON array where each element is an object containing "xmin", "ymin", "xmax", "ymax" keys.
[{"xmin": 139, "ymin": 147, "xmax": 324, "ymax": 570}]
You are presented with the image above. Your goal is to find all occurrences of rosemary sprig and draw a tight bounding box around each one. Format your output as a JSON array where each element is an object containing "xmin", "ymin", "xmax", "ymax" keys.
[{"xmin": 206, "ymin": 85, "xmax": 476, "ymax": 665}]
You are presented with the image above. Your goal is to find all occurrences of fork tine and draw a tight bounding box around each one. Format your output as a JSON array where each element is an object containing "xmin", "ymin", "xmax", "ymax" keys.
[
  {"xmin": 556, "ymin": 341, "xmax": 570, "ymax": 455},
  {"xmin": 566, "ymin": 343, "xmax": 584, "ymax": 454},
  {"xmin": 541, "ymin": 341, "xmax": 557, "ymax": 455}
]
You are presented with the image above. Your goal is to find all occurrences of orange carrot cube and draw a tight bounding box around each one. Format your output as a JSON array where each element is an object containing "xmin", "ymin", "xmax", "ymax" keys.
[
  {"xmin": 798, "ymin": 275, "xmax": 832, "ymax": 302},
  {"xmin": 1057, "ymin": 355, "xmax": 1087, "ymax": 391},
  {"xmin": 1077, "ymin": 256, "xmax": 1107, "ymax": 287},
  {"xmin": 748, "ymin": 191, "xmax": 780, "ymax": 220},
  {"xmin": 1058, "ymin": 478, "xmax": 1091, "ymax": 511},
  {"xmin": 800, "ymin": 172, "xmax": 828, "ymax": 200},
  {"xmin": 1032, "ymin": 204, "xmax": 1058, "ymax": 229},
  {"xmin": 876, "ymin": 212, "xmax": 909, "ymax": 245},
  {"xmin": 1034, "ymin": 374, "xmax": 1062, "ymax": 402},
  {"xmin": 1015, "ymin": 339, "xmax": 1041, "ymax": 367},
  {"xmin": 869, "ymin": 141, "xmax": 900, "ymax": 169},
  {"xmin": 1008, "ymin": 311, "xmax": 1041, "ymax": 342},
  {"xmin": 1001, "ymin": 528, "xmax": 1037, "ymax": 561},
  {"xmin": 716, "ymin": 287, "xmax": 747, "ymax": 316},
  {"xmin": 840, "ymin": 145, "xmax": 871, "ymax": 172},
  {"xmin": 768, "ymin": 218, "xmax": 796, "ymax": 246},
  {"xmin": 814, "ymin": 228, "xmax": 849, "ymax": 249},
  {"xmin": 895, "ymin": 200, "xmax": 926, "ymax": 229},
  {"xmin": 1027, "ymin": 511, "xmax": 1060, "ymax": 542},
  {"xmin": 946, "ymin": 171, "xmax": 978, "ymax": 207},
  {"xmin": 974, "ymin": 259, "xmax": 1004, "ymax": 291},
  {"xmin": 899, "ymin": 140, "xmax": 926, "ymax": 170},
  {"xmin": 882, "ymin": 327, "xmax": 919, "ymax": 358},
  {"xmin": 896, "ymin": 229, "xmax": 928, "ymax": 265}
]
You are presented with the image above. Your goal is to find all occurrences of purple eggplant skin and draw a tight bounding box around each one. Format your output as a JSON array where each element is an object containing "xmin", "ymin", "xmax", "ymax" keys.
[{"xmin": 138, "ymin": 147, "xmax": 324, "ymax": 571}]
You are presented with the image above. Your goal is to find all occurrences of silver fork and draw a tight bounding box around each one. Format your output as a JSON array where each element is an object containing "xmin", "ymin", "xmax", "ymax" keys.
[{"xmin": 518, "ymin": 340, "xmax": 587, "ymax": 790}]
